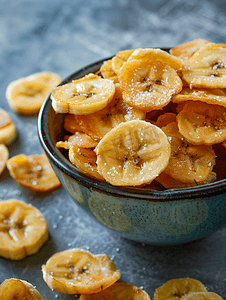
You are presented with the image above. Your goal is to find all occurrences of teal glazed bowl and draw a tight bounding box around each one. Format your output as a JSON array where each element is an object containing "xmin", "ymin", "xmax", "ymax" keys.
[{"xmin": 38, "ymin": 56, "xmax": 226, "ymax": 245}]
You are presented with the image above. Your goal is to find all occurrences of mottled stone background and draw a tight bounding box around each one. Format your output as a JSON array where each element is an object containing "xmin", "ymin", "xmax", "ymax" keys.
[{"xmin": 0, "ymin": 0, "xmax": 226, "ymax": 299}]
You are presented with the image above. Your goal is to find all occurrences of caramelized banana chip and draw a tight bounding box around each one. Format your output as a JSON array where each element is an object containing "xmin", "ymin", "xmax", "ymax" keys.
[
  {"xmin": 0, "ymin": 144, "xmax": 9, "ymax": 175},
  {"xmin": 0, "ymin": 278, "xmax": 43, "ymax": 300},
  {"xmin": 154, "ymin": 278, "xmax": 207, "ymax": 300},
  {"xmin": 112, "ymin": 49, "xmax": 134, "ymax": 74},
  {"xmin": 51, "ymin": 74, "xmax": 115, "ymax": 115},
  {"xmin": 177, "ymin": 101, "xmax": 226, "ymax": 145},
  {"xmin": 56, "ymin": 132, "xmax": 98, "ymax": 150},
  {"xmin": 95, "ymin": 120, "xmax": 171, "ymax": 186},
  {"xmin": 79, "ymin": 282, "xmax": 151, "ymax": 300},
  {"xmin": 162, "ymin": 122, "xmax": 215, "ymax": 183},
  {"xmin": 182, "ymin": 292, "xmax": 223, "ymax": 300},
  {"xmin": 100, "ymin": 59, "xmax": 119, "ymax": 83},
  {"xmin": 42, "ymin": 248, "xmax": 120, "ymax": 294},
  {"xmin": 7, "ymin": 153, "xmax": 61, "ymax": 192},
  {"xmin": 0, "ymin": 108, "xmax": 17, "ymax": 145},
  {"xmin": 6, "ymin": 71, "xmax": 61, "ymax": 115},
  {"xmin": 0, "ymin": 199, "xmax": 48, "ymax": 260},
  {"xmin": 182, "ymin": 43, "xmax": 226, "ymax": 88}
]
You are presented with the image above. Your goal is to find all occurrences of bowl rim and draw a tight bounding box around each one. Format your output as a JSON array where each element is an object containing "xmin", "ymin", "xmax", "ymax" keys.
[{"xmin": 38, "ymin": 53, "xmax": 226, "ymax": 201}]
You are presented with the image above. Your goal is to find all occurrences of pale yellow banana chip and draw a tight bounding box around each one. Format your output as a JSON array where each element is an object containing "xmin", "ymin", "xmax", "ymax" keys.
[
  {"xmin": 112, "ymin": 49, "xmax": 134, "ymax": 74},
  {"xmin": 0, "ymin": 144, "xmax": 9, "ymax": 176},
  {"xmin": 74, "ymin": 84, "xmax": 145, "ymax": 142},
  {"xmin": 6, "ymin": 153, "xmax": 61, "ymax": 192},
  {"xmin": 100, "ymin": 59, "xmax": 119, "ymax": 83},
  {"xmin": 182, "ymin": 43, "xmax": 226, "ymax": 88},
  {"xmin": 79, "ymin": 282, "xmax": 151, "ymax": 300},
  {"xmin": 6, "ymin": 72, "xmax": 61, "ymax": 115},
  {"xmin": 177, "ymin": 101, "xmax": 226, "ymax": 145},
  {"xmin": 182, "ymin": 292, "xmax": 223, "ymax": 300},
  {"xmin": 0, "ymin": 199, "xmax": 48, "ymax": 260},
  {"xmin": 154, "ymin": 278, "xmax": 207, "ymax": 300},
  {"xmin": 95, "ymin": 120, "xmax": 171, "ymax": 186},
  {"xmin": 42, "ymin": 248, "xmax": 120, "ymax": 294},
  {"xmin": 56, "ymin": 132, "xmax": 98, "ymax": 149},
  {"xmin": 0, "ymin": 109, "xmax": 17, "ymax": 145},
  {"xmin": 0, "ymin": 278, "xmax": 43, "ymax": 300},
  {"xmin": 51, "ymin": 74, "xmax": 115, "ymax": 115}
]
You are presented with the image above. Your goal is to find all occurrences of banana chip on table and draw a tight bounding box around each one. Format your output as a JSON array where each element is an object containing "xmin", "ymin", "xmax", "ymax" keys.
[
  {"xmin": 0, "ymin": 199, "xmax": 48, "ymax": 260},
  {"xmin": 0, "ymin": 144, "xmax": 9, "ymax": 176},
  {"xmin": 42, "ymin": 248, "xmax": 120, "ymax": 294},
  {"xmin": 154, "ymin": 278, "xmax": 207, "ymax": 300},
  {"xmin": 181, "ymin": 292, "xmax": 223, "ymax": 300},
  {"xmin": 182, "ymin": 43, "xmax": 226, "ymax": 89},
  {"xmin": 0, "ymin": 278, "xmax": 43, "ymax": 300},
  {"xmin": 177, "ymin": 101, "xmax": 226, "ymax": 145},
  {"xmin": 6, "ymin": 153, "xmax": 61, "ymax": 192},
  {"xmin": 95, "ymin": 120, "xmax": 171, "ymax": 186},
  {"xmin": 6, "ymin": 71, "xmax": 61, "ymax": 115},
  {"xmin": 0, "ymin": 108, "xmax": 17, "ymax": 145},
  {"xmin": 79, "ymin": 282, "xmax": 151, "ymax": 300},
  {"xmin": 51, "ymin": 74, "xmax": 115, "ymax": 115}
]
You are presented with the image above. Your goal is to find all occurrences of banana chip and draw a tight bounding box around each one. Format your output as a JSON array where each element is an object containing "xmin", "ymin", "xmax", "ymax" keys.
[
  {"xmin": 79, "ymin": 282, "xmax": 151, "ymax": 300},
  {"xmin": 95, "ymin": 120, "xmax": 171, "ymax": 186},
  {"xmin": 162, "ymin": 122, "xmax": 215, "ymax": 183},
  {"xmin": 100, "ymin": 59, "xmax": 119, "ymax": 83},
  {"xmin": 112, "ymin": 49, "xmax": 134, "ymax": 74},
  {"xmin": 0, "ymin": 278, "xmax": 43, "ymax": 300},
  {"xmin": 182, "ymin": 292, "xmax": 223, "ymax": 300},
  {"xmin": 0, "ymin": 144, "xmax": 9, "ymax": 176},
  {"xmin": 182, "ymin": 43, "xmax": 226, "ymax": 88},
  {"xmin": 64, "ymin": 114, "xmax": 84, "ymax": 134},
  {"xmin": 51, "ymin": 74, "xmax": 115, "ymax": 115},
  {"xmin": 56, "ymin": 132, "xmax": 98, "ymax": 150},
  {"xmin": 7, "ymin": 153, "xmax": 61, "ymax": 192},
  {"xmin": 42, "ymin": 248, "xmax": 120, "ymax": 294},
  {"xmin": 0, "ymin": 109, "xmax": 17, "ymax": 145},
  {"xmin": 177, "ymin": 101, "xmax": 226, "ymax": 145},
  {"xmin": 154, "ymin": 278, "xmax": 207, "ymax": 300},
  {"xmin": 0, "ymin": 199, "xmax": 48, "ymax": 260},
  {"xmin": 6, "ymin": 72, "xmax": 61, "ymax": 115}
]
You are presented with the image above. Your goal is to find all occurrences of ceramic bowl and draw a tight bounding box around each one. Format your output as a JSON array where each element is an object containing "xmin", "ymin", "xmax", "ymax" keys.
[{"xmin": 38, "ymin": 56, "xmax": 226, "ymax": 245}]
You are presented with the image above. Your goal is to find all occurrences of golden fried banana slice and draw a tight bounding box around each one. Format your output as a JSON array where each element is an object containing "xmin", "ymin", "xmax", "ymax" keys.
[
  {"xmin": 0, "ymin": 144, "xmax": 9, "ymax": 175},
  {"xmin": 172, "ymin": 87, "xmax": 226, "ymax": 108},
  {"xmin": 6, "ymin": 72, "xmax": 61, "ymax": 115},
  {"xmin": 64, "ymin": 114, "xmax": 84, "ymax": 133},
  {"xmin": 120, "ymin": 58, "xmax": 182, "ymax": 112},
  {"xmin": 100, "ymin": 59, "xmax": 119, "ymax": 83},
  {"xmin": 177, "ymin": 101, "xmax": 226, "ymax": 145},
  {"xmin": 6, "ymin": 153, "xmax": 61, "ymax": 192},
  {"xmin": 69, "ymin": 145, "xmax": 104, "ymax": 181},
  {"xmin": 0, "ymin": 199, "xmax": 48, "ymax": 260},
  {"xmin": 0, "ymin": 109, "xmax": 17, "ymax": 145},
  {"xmin": 42, "ymin": 248, "xmax": 120, "ymax": 294},
  {"xmin": 154, "ymin": 278, "xmax": 207, "ymax": 300},
  {"xmin": 112, "ymin": 49, "xmax": 134, "ymax": 74},
  {"xmin": 182, "ymin": 43, "xmax": 226, "ymax": 88},
  {"xmin": 182, "ymin": 292, "xmax": 223, "ymax": 300},
  {"xmin": 0, "ymin": 278, "xmax": 43, "ymax": 300},
  {"xmin": 170, "ymin": 38, "xmax": 210, "ymax": 61},
  {"xmin": 74, "ymin": 84, "xmax": 145, "ymax": 141},
  {"xmin": 56, "ymin": 132, "xmax": 98, "ymax": 150},
  {"xmin": 79, "ymin": 282, "xmax": 151, "ymax": 300},
  {"xmin": 51, "ymin": 74, "xmax": 115, "ymax": 115},
  {"xmin": 162, "ymin": 122, "xmax": 215, "ymax": 183},
  {"xmin": 155, "ymin": 113, "xmax": 177, "ymax": 128},
  {"xmin": 95, "ymin": 120, "xmax": 171, "ymax": 186}
]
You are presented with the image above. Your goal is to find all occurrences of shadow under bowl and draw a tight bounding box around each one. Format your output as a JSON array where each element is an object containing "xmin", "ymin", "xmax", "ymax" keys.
[{"xmin": 38, "ymin": 56, "xmax": 226, "ymax": 245}]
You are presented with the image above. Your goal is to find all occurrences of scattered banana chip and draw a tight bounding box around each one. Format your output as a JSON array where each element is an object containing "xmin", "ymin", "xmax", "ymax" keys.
[
  {"xmin": 42, "ymin": 248, "xmax": 120, "ymax": 294},
  {"xmin": 0, "ymin": 144, "xmax": 9, "ymax": 176},
  {"xmin": 51, "ymin": 74, "xmax": 115, "ymax": 115},
  {"xmin": 0, "ymin": 108, "xmax": 17, "ymax": 145},
  {"xmin": 177, "ymin": 101, "xmax": 226, "ymax": 145},
  {"xmin": 182, "ymin": 292, "xmax": 223, "ymax": 300},
  {"xmin": 154, "ymin": 278, "xmax": 207, "ymax": 300},
  {"xmin": 6, "ymin": 153, "xmax": 61, "ymax": 192},
  {"xmin": 95, "ymin": 120, "xmax": 171, "ymax": 186},
  {"xmin": 79, "ymin": 282, "xmax": 151, "ymax": 300},
  {"xmin": 0, "ymin": 278, "xmax": 43, "ymax": 300},
  {"xmin": 182, "ymin": 43, "xmax": 226, "ymax": 89},
  {"xmin": 0, "ymin": 199, "xmax": 48, "ymax": 260},
  {"xmin": 6, "ymin": 71, "xmax": 61, "ymax": 115}
]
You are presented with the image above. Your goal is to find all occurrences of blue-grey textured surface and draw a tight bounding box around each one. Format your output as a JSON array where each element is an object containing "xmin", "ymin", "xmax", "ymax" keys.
[{"xmin": 1, "ymin": 0, "xmax": 226, "ymax": 299}]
